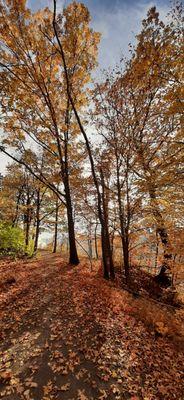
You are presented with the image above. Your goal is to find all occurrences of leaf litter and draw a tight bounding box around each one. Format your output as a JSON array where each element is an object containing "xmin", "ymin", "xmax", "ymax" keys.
[{"xmin": 0, "ymin": 253, "xmax": 183, "ymax": 399}]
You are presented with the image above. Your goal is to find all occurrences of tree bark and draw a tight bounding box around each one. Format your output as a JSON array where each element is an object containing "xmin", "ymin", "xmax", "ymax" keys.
[
  {"xmin": 100, "ymin": 168, "xmax": 115, "ymax": 279},
  {"xmin": 116, "ymin": 155, "xmax": 130, "ymax": 282},
  {"xmin": 34, "ymin": 188, "xmax": 40, "ymax": 252},
  {"xmin": 94, "ymin": 222, "xmax": 99, "ymax": 259},
  {"xmin": 122, "ymin": 235, "xmax": 129, "ymax": 282},
  {"xmin": 12, "ymin": 190, "xmax": 22, "ymax": 227},
  {"xmin": 64, "ymin": 176, "xmax": 79, "ymax": 265},
  {"xmin": 53, "ymin": 196, "xmax": 59, "ymax": 253},
  {"xmin": 24, "ymin": 191, "xmax": 31, "ymax": 248},
  {"xmin": 101, "ymin": 227, "xmax": 110, "ymax": 279}
]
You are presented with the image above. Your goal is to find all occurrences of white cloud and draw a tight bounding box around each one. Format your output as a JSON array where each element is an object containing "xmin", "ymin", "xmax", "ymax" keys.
[{"xmin": 91, "ymin": 1, "xmax": 169, "ymax": 73}]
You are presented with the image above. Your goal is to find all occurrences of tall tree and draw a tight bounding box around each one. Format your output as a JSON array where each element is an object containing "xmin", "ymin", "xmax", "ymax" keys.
[{"xmin": 0, "ymin": 0, "xmax": 100, "ymax": 265}]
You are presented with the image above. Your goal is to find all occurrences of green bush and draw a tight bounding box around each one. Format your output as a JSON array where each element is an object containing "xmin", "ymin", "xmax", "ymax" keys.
[
  {"xmin": 0, "ymin": 223, "xmax": 25, "ymax": 256},
  {"xmin": 25, "ymin": 239, "xmax": 34, "ymax": 258}
]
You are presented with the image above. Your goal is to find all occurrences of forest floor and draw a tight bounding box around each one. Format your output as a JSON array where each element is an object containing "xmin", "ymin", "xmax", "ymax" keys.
[{"xmin": 0, "ymin": 253, "xmax": 184, "ymax": 400}]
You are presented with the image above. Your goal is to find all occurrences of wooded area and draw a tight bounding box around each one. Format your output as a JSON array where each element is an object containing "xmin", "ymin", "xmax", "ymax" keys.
[{"xmin": 0, "ymin": 0, "xmax": 183, "ymax": 399}]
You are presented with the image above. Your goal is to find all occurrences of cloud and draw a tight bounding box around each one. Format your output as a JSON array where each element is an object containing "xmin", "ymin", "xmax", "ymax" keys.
[
  {"xmin": 28, "ymin": 0, "xmax": 65, "ymax": 12},
  {"xmin": 91, "ymin": 1, "xmax": 169, "ymax": 73}
]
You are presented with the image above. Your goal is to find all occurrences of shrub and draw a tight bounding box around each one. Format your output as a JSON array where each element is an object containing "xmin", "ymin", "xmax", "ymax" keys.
[
  {"xmin": 25, "ymin": 239, "xmax": 34, "ymax": 258},
  {"xmin": 0, "ymin": 222, "xmax": 25, "ymax": 256}
]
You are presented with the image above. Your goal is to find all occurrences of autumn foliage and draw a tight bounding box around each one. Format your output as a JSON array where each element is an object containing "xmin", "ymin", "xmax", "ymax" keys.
[{"xmin": 0, "ymin": 1, "xmax": 183, "ymax": 397}]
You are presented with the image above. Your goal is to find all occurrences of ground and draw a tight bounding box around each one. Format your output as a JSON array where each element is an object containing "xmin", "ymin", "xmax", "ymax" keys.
[{"xmin": 0, "ymin": 253, "xmax": 184, "ymax": 400}]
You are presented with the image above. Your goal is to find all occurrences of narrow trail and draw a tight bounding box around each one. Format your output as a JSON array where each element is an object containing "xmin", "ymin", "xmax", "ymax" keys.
[{"xmin": 0, "ymin": 254, "xmax": 183, "ymax": 400}]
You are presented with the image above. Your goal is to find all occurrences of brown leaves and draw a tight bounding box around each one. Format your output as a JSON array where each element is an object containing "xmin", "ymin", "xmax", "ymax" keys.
[
  {"xmin": 77, "ymin": 389, "xmax": 89, "ymax": 400},
  {"xmin": 60, "ymin": 383, "xmax": 70, "ymax": 391},
  {"xmin": 0, "ymin": 370, "xmax": 11, "ymax": 383},
  {"xmin": 0, "ymin": 254, "xmax": 184, "ymax": 400}
]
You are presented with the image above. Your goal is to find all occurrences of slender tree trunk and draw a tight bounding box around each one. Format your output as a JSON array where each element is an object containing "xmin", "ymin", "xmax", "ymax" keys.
[
  {"xmin": 34, "ymin": 218, "xmax": 40, "ymax": 252},
  {"xmin": 24, "ymin": 192, "xmax": 31, "ymax": 248},
  {"xmin": 116, "ymin": 155, "xmax": 130, "ymax": 282},
  {"xmin": 53, "ymin": 196, "xmax": 59, "ymax": 253},
  {"xmin": 101, "ymin": 227, "xmax": 109, "ymax": 279},
  {"xmin": 88, "ymin": 221, "xmax": 93, "ymax": 259},
  {"xmin": 12, "ymin": 190, "xmax": 22, "ymax": 227},
  {"xmin": 110, "ymin": 231, "xmax": 115, "ymax": 257},
  {"xmin": 34, "ymin": 188, "xmax": 40, "ymax": 252},
  {"xmin": 122, "ymin": 235, "xmax": 129, "ymax": 282},
  {"xmin": 101, "ymin": 169, "xmax": 115, "ymax": 279},
  {"xmin": 94, "ymin": 222, "xmax": 99, "ymax": 259},
  {"xmin": 64, "ymin": 176, "xmax": 79, "ymax": 265},
  {"xmin": 154, "ymin": 231, "xmax": 159, "ymax": 273},
  {"xmin": 88, "ymin": 238, "xmax": 92, "ymax": 259},
  {"xmin": 25, "ymin": 218, "xmax": 30, "ymax": 247}
]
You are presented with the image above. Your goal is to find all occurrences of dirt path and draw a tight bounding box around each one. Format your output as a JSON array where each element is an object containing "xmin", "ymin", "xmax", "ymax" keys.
[{"xmin": 0, "ymin": 254, "xmax": 183, "ymax": 400}]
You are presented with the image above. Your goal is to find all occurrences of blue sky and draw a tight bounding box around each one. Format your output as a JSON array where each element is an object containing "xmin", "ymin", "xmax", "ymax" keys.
[{"xmin": 1, "ymin": 0, "xmax": 170, "ymax": 173}]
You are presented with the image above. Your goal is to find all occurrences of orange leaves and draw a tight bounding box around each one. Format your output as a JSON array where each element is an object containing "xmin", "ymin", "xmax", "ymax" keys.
[
  {"xmin": 0, "ymin": 253, "xmax": 184, "ymax": 399},
  {"xmin": 77, "ymin": 389, "xmax": 89, "ymax": 400},
  {"xmin": 60, "ymin": 382, "xmax": 70, "ymax": 391}
]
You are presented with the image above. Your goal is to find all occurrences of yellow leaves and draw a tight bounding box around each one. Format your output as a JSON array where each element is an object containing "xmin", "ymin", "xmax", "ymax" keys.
[{"xmin": 111, "ymin": 370, "xmax": 118, "ymax": 378}]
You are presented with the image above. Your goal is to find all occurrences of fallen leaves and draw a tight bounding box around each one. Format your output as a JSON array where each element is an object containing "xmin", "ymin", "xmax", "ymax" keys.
[
  {"xmin": 0, "ymin": 254, "xmax": 184, "ymax": 400},
  {"xmin": 60, "ymin": 383, "xmax": 70, "ymax": 391},
  {"xmin": 77, "ymin": 389, "xmax": 89, "ymax": 400}
]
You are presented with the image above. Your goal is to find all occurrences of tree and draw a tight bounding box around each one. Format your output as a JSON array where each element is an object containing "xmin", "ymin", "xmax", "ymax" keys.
[
  {"xmin": 91, "ymin": 5, "xmax": 183, "ymax": 284},
  {"xmin": 53, "ymin": 0, "xmax": 116, "ymax": 279},
  {"xmin": 93, "ymin": 77, "xmax": 142, "ymax": 282},
  {"xmin": 126, "ymin": 6, "xmax": 183, "ymax": 282},
  {"xmin": 0, "ymin": 0, "xmax": 100, "ymax": 265}
]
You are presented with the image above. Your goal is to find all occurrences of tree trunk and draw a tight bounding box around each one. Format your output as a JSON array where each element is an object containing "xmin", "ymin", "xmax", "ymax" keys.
[
  {"xmin": 24, "ymin": 192, "xmax": 31, "ymax": 248},
  {"xmin": 34, "ymin": 188, "xmax": 40, "ymax": 252},
  {"xmin": 122, "ymin": 235, "xmax": 129, "ymax": 283},
  {"xmin": 94, "ymin": 222, "xmax": 99, "ymax": 259},
  {"xmin": 101, "ymin": 227, "xmax": 110, "ymax": 279},
  {"xmin": 64, "ymin": 176, "xmax": 79, "ymax": 265},
  {"xmin": 12, "ymin": 190, "xmax": 22, "ymax": 227},
  {"xmin": 25, "ymin": 218, "xmax": 30, "ymax": 247},
  {"xmin": 100, "ymin": 169, "xmax": 115, "ymax": 280},
  {"xmin": 88, "ymin": 237, "xmax": 92, "ymax": 259},
  {"xmin": 110, "ymin": 231, "xmax": 115, "ymax": 257},
  {"xmin": 53, "ymin": 196, "xmax": 59, "ymax": 253},
  {"xmin": 87, "ymin": 220, "xmax": 93, "ymax": 259},
  {"xmin": 116, "ymin": 155, "xmax": 130, "ymax": 282},
  {"xmin": 154, "ymin": 231, "xmax": 159, "ymax": 272}
]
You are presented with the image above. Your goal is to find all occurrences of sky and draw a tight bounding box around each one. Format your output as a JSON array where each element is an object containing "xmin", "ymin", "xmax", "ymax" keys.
[
  {"xmin": 28, "ymin": 0, "xmax": 170, "ymax": 69},
  {"xmin": 0, "ymin": 0, "xmax": 170, "ymax": 174}
]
